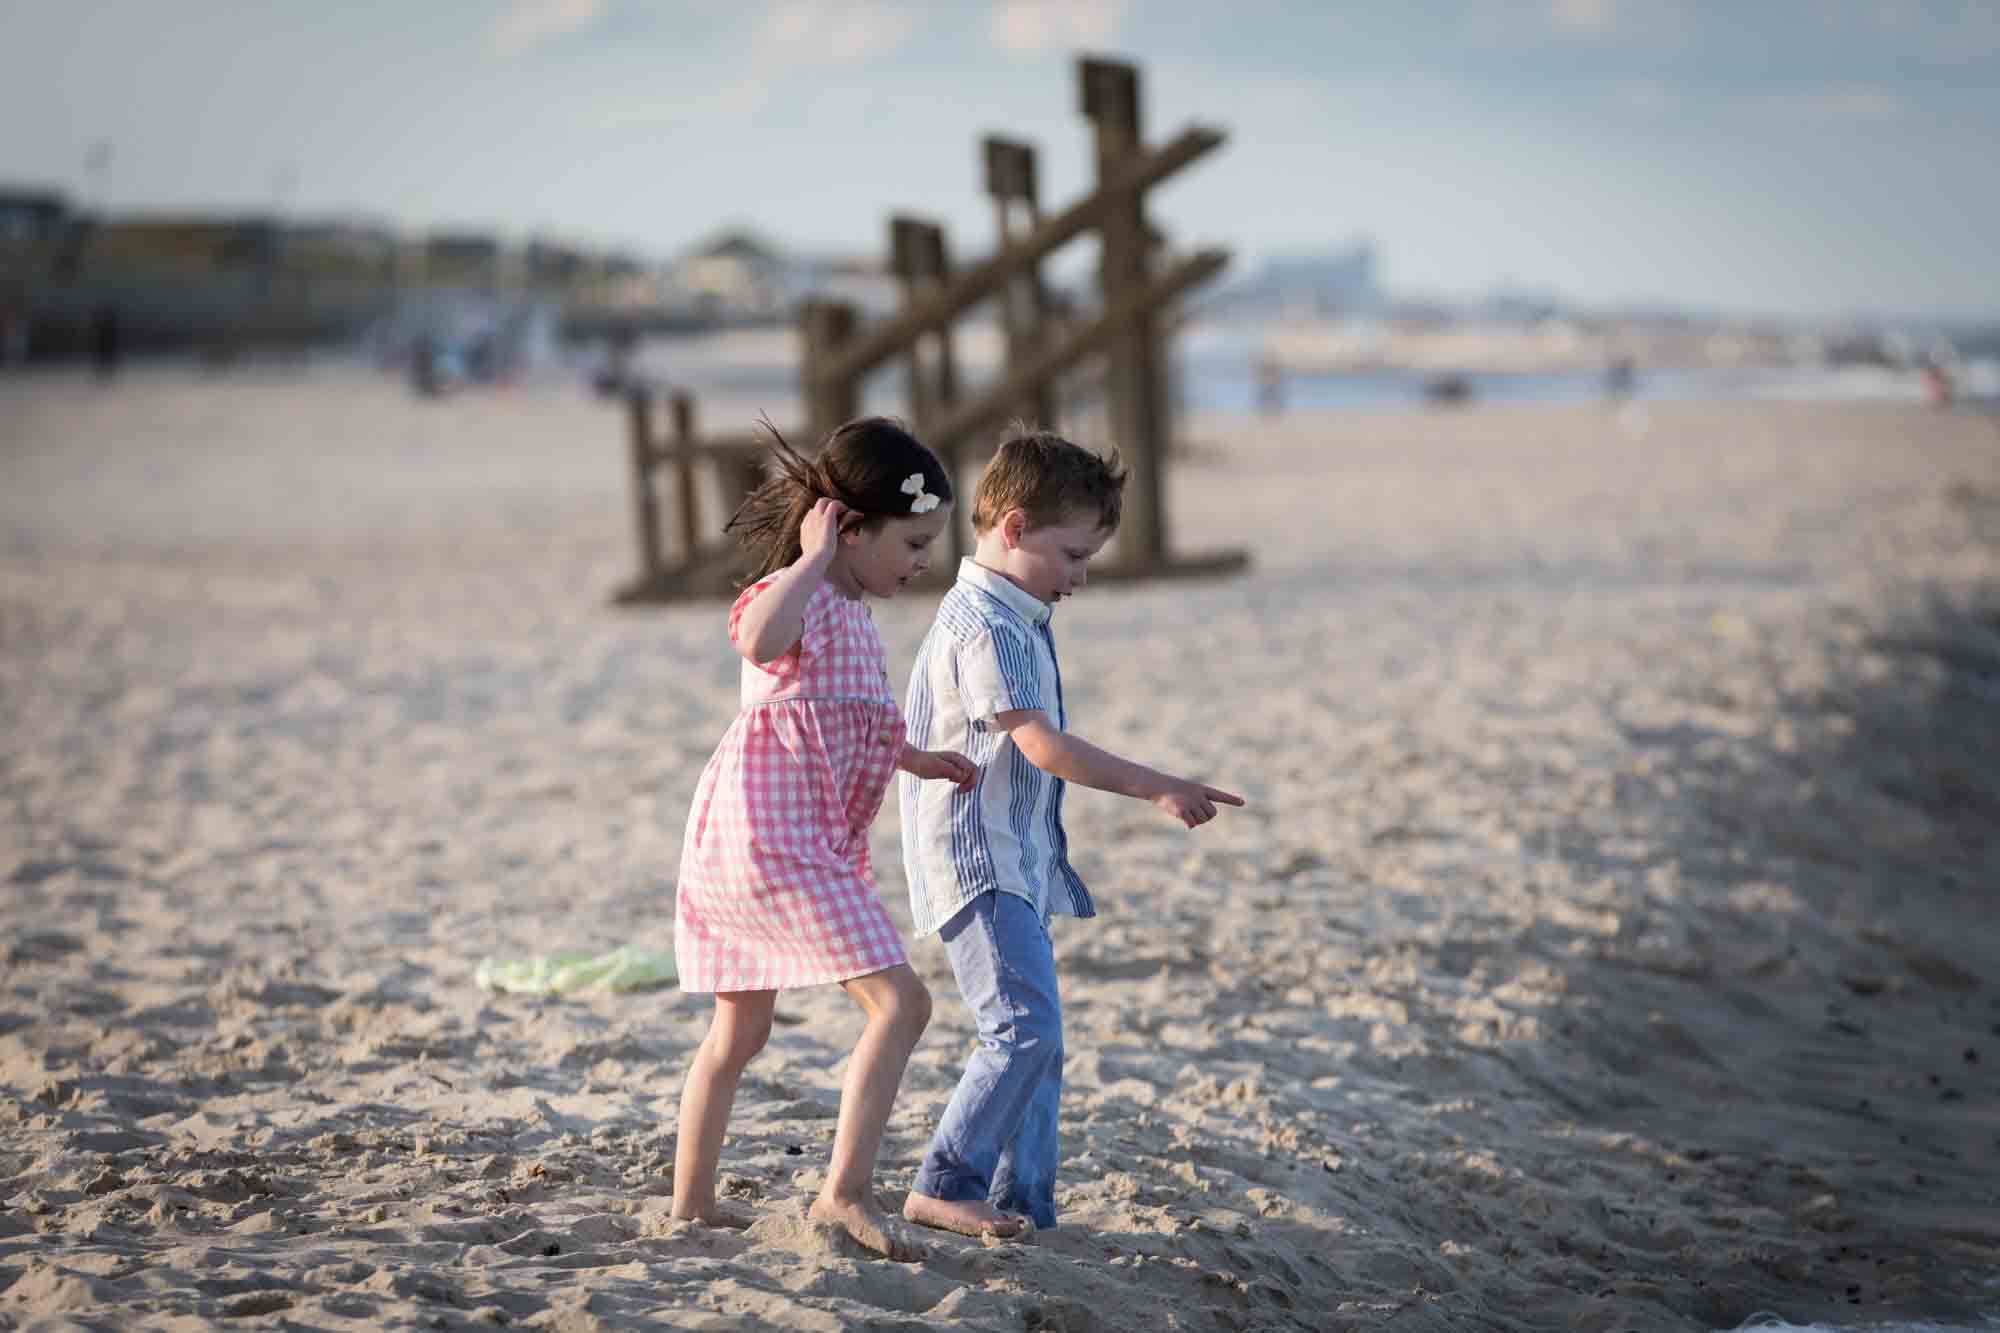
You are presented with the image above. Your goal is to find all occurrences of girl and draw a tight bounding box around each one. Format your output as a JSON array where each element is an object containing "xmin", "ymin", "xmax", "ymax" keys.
[{"xmin": 670, "ymin": 416, "xmax": 972, "ymax": 1262}]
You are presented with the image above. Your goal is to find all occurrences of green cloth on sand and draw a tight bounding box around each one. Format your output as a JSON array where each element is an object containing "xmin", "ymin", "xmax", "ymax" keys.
[{"xmin": 475, "ymin": 946, "xmax": 677, "ymax": 995}]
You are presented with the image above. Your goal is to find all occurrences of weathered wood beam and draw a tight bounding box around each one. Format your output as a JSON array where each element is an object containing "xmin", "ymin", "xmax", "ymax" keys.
[
  {"xmin": 811, "ymin": 125, "xmax": 1223, "ymax": 390},
  {"xmin": 925, "ymin": 247, "xmax": 1228, "ymax": 460}
]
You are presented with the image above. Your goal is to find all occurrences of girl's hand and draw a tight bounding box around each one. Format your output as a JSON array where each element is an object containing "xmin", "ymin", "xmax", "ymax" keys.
[
  {"xmin": 1153, "ymin": 778, "xmax": 1245, "ymax": 829},
  {"xmin": 799, "ymin": 497, "xmax": 850, "ymax": 566},
  {"xmin": 913, "ymin": 749, "xmax": 978, "ymax": 792}
]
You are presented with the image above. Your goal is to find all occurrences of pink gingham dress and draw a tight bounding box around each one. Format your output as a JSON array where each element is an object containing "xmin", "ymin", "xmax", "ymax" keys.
[{"xmin": 674, "ymin": 578, "xmax": 909, "ymax": 993}]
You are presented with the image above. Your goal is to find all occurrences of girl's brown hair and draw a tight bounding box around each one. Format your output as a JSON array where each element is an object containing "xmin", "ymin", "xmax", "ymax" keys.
[{"xmin": 726, "ymin": 415, "xmax": 953, "ymax": 583}]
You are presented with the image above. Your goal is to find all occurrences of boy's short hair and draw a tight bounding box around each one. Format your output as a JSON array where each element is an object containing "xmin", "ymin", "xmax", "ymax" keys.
[{"xmin": 971, "ymin": 429, "xmax": 1127, "ymax": 535}]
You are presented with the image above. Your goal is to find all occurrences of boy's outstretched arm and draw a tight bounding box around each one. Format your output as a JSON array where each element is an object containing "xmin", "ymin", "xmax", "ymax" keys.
[{"xmin": 996, "ymin": 710, "xmax": 1244, "ymax": 828}]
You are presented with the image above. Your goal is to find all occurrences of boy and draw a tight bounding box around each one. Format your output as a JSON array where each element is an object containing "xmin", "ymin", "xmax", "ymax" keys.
[{"xmin": 897, "ymin": 430, "xmax": 1244, "ymax": 1238}]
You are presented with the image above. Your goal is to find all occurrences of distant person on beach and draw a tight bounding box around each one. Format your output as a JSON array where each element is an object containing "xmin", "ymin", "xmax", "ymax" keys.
[
  {"xmin": 1604, "ymin": 354, "xmax": 1637, "ymax": 399},
  {"xmin": 669, "ymin": 417, "xmax": 976, "ymax": 1261},
  {"xmin": 898, "ymin": 430, "xmax": 1246, "ymax": 1239},
  {"xmin": 410, "ymin": 332, "xmax": 449, "ymax": 397},
  {"xmin": 1254, "ymin": 355, "xmax": 1285, "ymax": 414},
  {"xmin": 0, "ymin": 285, "xmax": 28, "ymax": 366},
  {"xmin": 90, "ymin": 302, "xmax": 122, "ymax": 380},
  {"xmin": 1921, "ymin": 360, "xmax": 1955, "ymax": 408}
]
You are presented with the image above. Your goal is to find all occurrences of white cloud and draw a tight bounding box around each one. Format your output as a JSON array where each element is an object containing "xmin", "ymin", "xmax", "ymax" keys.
[
  {"xmin": 1547, "ymin": 0, "xmax": 1617, "ymax": 36},
  {"xmin": 1517, "ymin": 0, "xmax": 1691, "ymax": 44},
  {"xmin": 487, "ymin": 0, "xmax": 603, "ymax": 58},
  {"xmin": 754, "ymin": 1, "xmax": 917, "ymax": 67},
  {"xmin": 986, "ymin": 0, "xmax": 1125, "ymax": 54},
  {"xmin": 1759, "ymin": 83, "xmax": 1904, "ymax": 123}
]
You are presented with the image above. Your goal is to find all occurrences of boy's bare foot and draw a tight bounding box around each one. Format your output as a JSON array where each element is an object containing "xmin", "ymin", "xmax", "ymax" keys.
[
  {"xmin": 901, "ymin": 1192, "xmax": 1032, "ymax": 1239},
  {"xmin": 810, "ymin": 1195, "xmax": 925, "ymax": 1262},
  {"xmin": 668, "ymin": 1202, "xmax": 754, "ymax": 1230}
]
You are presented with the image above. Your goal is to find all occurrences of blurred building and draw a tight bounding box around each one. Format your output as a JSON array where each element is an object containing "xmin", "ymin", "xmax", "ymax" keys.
[
  {"xmin": 0, "ymin": 187, "xmax": 69, "ymax": 247},
  {"xmin": 0, "ymin": 194, "xmax": 893, "ymax": 361},
  {"xmin": 670, "ymin": 228, "xmax": 788, "ymax": 319},
  {"xmin": 422, "ymin": 232, "xmax": 506, "ymax": 289},
  {"xmin": 1220, "ymin": 239, "xmax": 1382, "ymax": 319},
  {"xmin": 0, "ymin": 187, "xmax": 71, "ymax": 362}
]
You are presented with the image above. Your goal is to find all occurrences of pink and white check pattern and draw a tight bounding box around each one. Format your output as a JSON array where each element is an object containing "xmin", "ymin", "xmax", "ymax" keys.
[{"xmin": 675, "ymin": 579, "xmax": 908, "ymax": 992}]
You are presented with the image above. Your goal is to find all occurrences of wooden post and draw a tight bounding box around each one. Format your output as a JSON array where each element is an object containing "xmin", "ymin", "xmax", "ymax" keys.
[
  {"xmin": 1081, "ymin": 56, "xmax": 1166, "ymax": 568},
  {"xmin": 890, "ymin": 216, "xmax": 966, "ymax": 564},
  {"xmin": 670, "ymin": 390, "xmax": 698, "ymax": 562},
  {"xmin": 924, "ymin": 248, "xmax": 1227, "ymax": 462},
  {"xmin": 920, "ymin": 225, "xmax": 959, "ymax": 412},
  {"xmin": 890, "ymin": 217, "xmax": 934, "ymax": 427},
  {"xmin": 918, "ymin": 224, "xmax": 967, "ymax": 565},
  {"xmin": 801, "ymin": 299, "xmax": 860, "ymax": 437},
  {"xmin": 626, "ymin": 390, "xmax": 665, "ymax": 582},
  {"xmin": 984, "ymin": 135, "xmax": 1056, "ymax": 430},
  {"xmin": 889, "ymin": 217, "xmax": 959, "ymax": 426}
]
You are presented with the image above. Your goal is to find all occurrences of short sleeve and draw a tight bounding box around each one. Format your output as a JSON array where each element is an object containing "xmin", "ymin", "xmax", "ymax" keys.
[
  {"xmin": 958, "ymin": 627, "xmax": 1045, "ymax": 723},
  {"xmin": 796, "ymin": 584, "xmax": 837, "ymax": 662},
  {"xmin": 729, "ymin": 579, "xmax": 839, "ymax": 676},
  {"xmin": 727, "ymin": 578, "xmax": 774, "ymax": 648}
]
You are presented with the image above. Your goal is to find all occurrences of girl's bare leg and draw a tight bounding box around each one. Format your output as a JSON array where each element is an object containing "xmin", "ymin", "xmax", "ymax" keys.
[
  {"xmin": 808, "ymin": 964, "xmax": 931, "ymax": 1261},
  {"xmin": 671, "ymin": 989, "xmax": 777, "ymax": 1226}
]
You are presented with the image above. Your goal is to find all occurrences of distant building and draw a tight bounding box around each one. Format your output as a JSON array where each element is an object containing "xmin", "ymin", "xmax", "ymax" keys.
[
  {"xmin": 284, "ymin": 220, "xmax": 399, "ymax": 280},
  {"xmin": 82, "ymin": 215, "xmax": 281, "ymax": 273},
  {"xmin": 671, "ymin": 228, "xmax": 788, "ymax": 317},
  {"xmin": 0, "ymin": 186, "xmax": 69, "ymax": 247},
  {"xmin": 1223, "ymin": 239, "xmax": 1382, "ymax": 318},
  {"xmin": 423, "ymin": 232, "xmax": 504, "ymax": 287},
  {"xmin": 525, "ymin": 239, "xmax": 587, "ymax": 286},
  {"xmin": 1471, "ymin": 284, "xmax": 1564, "ymax": 326}
]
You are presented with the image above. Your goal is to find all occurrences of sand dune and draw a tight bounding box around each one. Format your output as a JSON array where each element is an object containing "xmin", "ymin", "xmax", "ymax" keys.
[{"xmin": 3, "ymin": 369, "xmax": 1997, "ymax": 1330}]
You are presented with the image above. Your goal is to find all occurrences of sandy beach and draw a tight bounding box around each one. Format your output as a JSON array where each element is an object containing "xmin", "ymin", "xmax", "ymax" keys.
[{"xmin": 3, "ymin": 369, "xmax": 1997, "ymax": 1330}]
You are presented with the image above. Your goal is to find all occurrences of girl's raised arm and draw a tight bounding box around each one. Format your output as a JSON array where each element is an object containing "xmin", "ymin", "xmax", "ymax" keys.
[{"xmin": 736, "ymin": 498, "xmax": 847, "ymax": 664}]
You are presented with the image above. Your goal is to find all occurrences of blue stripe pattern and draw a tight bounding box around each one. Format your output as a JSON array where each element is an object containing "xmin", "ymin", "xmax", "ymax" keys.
[{"xmin": 901, "ymin": 560, "xmax": 1096, "ymax": 937}]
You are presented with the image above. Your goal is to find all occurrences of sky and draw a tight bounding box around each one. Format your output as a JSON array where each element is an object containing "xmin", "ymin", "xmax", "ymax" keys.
[{"xmin": 2, "ymin": 0, "xmax": 1997, "ymax": 321}]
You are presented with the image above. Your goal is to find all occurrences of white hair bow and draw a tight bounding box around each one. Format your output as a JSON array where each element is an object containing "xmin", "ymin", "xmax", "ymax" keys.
[{"xmin": 901, "ymin": 472, "xmax": 940, "ymax": 514}]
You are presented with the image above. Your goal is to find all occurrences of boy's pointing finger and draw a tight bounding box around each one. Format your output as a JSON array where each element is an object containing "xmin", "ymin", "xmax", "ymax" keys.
[{"xmin": 1206, "ymin": 788, "xmax": 1246, "ymax": 807}]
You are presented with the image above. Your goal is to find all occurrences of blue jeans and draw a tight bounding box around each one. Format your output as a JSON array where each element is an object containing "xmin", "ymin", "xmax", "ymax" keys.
[{"xmin": 911, "ymin": 891, "xmax": 1064, "ymax": 1228}]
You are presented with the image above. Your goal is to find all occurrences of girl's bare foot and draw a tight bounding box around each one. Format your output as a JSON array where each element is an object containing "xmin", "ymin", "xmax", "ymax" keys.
[
  {"xmin": 669, "ymin": 1202, "xmax": 754, "ymax": 1230},
  {"xmin": 810, "ymin": 1195, "xmax": 924, "ymax": 1262},
  {"xmin": 901, "ymin": 1192, "xmax": 1032, "ymax": 1238}
]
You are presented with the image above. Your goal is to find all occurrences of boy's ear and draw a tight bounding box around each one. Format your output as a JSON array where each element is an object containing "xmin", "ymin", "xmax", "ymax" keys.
[{"xmin": 999, "ymin": 508, "xmax": 1027, "ymax": 549}]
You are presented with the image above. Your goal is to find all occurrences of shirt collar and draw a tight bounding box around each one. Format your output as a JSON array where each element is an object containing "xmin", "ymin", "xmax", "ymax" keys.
[{"xmin": 957, "ymin": 557, "xmax": 1052, "ymax": 627}]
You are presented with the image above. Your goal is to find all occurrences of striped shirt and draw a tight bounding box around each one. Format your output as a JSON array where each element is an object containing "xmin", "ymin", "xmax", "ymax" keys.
[{"xmin": 900, "ymin": 559, "xmax": 1095, "ymax": 937}]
